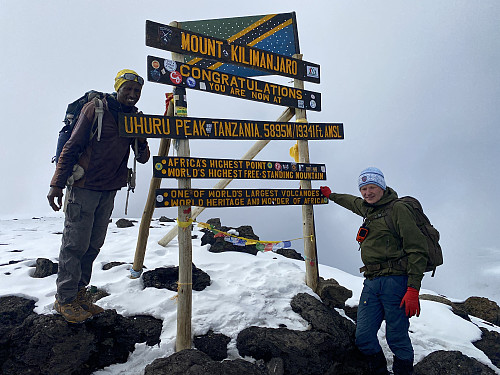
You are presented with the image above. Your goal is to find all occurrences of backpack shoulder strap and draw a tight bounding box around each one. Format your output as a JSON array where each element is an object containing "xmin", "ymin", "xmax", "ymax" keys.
[
  {"xmin": 90, "ymin": 97, "xmax": 105, "ymax": 142},
  {"xmin": 383, "ymin": 199, "xmax": 400, "ymax": 239},
  {"xmin": 94, "ymin": 97, "xmax": 104, "ymax": 141}
]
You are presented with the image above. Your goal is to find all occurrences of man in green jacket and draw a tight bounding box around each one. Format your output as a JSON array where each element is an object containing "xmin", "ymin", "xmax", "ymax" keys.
[{"xmin": 320, "ymin": 167, "xmax": 428, "ymax": 375}]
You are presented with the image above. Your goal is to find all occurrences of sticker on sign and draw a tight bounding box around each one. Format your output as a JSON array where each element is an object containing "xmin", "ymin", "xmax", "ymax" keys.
[{"xmin": 307, "ymin": 66, "xmax": 319, "ymax": 79}]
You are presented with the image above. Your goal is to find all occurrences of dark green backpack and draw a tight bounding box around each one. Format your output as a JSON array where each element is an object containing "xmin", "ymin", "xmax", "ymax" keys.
[{"xmin": 385, "ymin": 196, "xmax": 443, "ymax": 276}]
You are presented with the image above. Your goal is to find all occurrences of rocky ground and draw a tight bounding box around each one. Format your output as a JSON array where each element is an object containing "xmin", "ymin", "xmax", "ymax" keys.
[{"xmin": 1, "ymin": 218, "xmax": 499, "ymax": 374}]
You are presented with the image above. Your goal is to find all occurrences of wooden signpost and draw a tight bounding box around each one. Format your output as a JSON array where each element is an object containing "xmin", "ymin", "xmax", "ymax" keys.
[{"xmin": 132, "ymin": 14, "xmax": 342, "ymax": 352}]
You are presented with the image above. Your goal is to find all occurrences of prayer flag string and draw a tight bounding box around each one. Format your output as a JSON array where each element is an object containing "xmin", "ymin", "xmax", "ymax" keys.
[{"xmin": 191, "ymin": 220, "xmax": 313, "ymax": 253}]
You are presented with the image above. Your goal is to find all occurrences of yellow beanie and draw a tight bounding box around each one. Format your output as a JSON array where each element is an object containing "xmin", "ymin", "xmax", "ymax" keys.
[{"xmin": 114, "ymin": 69, "xmax": 143, "ymax": 92}]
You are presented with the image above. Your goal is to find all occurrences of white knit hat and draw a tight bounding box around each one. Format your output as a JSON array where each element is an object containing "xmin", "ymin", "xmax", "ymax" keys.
[{"xmin": 358, "ymin": 167, "xmax": 386, "ymax": 190}]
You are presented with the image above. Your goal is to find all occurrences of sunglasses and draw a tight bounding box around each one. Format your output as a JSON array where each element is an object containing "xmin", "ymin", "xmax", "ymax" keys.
[{"xmin": 117, "ymin": 73, "xmax": 144, "ymax": 85}]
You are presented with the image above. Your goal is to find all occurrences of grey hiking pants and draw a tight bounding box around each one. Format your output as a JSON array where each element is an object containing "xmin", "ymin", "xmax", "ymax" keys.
[{"xmin": 56, "ymin": 186, "xmax": 116, "ymax": 304}]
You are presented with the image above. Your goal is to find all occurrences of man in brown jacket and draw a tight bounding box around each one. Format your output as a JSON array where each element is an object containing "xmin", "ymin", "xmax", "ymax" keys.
[{"xmin": 47, "ymin": 69, "xmax": 150, "ymax": 323}]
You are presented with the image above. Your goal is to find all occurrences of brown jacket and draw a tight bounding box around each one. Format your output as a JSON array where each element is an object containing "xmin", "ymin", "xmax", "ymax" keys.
[{"xmin": 51, "ymin": 95, "xmax": 150, "ymax": 190}]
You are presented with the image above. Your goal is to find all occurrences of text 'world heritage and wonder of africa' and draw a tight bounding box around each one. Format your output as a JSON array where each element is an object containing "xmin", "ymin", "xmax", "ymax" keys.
[{"xmin": 155, "ymin": 189, "xmax": 328, "ymax": 208}]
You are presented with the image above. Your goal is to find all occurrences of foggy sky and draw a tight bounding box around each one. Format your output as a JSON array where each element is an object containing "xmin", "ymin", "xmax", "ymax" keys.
[{"xmin": 1, "ymin": 0, "xmax": 499, "ymax": 303}]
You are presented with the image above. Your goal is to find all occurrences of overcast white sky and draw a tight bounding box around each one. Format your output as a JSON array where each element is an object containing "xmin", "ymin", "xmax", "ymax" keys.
[{"xmin": 1, "ymin": 0, "xmax": 499, "ymax": 303}]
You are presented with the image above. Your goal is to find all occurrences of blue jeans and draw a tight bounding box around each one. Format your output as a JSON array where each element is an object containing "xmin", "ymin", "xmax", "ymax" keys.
[
  {"xmin": 56, "ymin": 187, "xmax": 116, "ymax": 304},
  {"xmin": 356, "ymin": 275, "xmax": 413, "ymax": 361}
]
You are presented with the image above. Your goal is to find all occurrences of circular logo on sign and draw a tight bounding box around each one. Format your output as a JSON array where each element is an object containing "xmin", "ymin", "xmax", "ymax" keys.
[
  {"xmin": 310, "ymin": 100, "xmax": 317, "ymax": 109},
  {"xmin": 186, "ymin": 77, "xmax": 196, "ymax": 88},
  {"xmin": 150, "ymin": 69, "xmax": 161, "ymax": 81},
  {"xmin": 155, "ymin": 162, "xmax": 163, "ymax": 170},
  {"xmin": 170, "ymin": 71, "xmax": 182, "ymax": 84},
  {"xmin": 164, "ymin": 60, "xmax": 177, "ymax": 72},
  {"xmin": 267, "ymin": 162, "xmax": 273, "ymax": 169},
  {"xmin": 152, "ymin": 60, "xmax": 160, "ymax": 69},
  {"xmin": 156, "ymin": 195, "xmax": 164, "ymax": 203},
  {"xmin": 275, "ymin": 163, "xmax": 282, "ymax": 171}
]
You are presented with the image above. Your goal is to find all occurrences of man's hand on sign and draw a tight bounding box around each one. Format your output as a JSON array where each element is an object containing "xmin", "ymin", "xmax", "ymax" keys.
[
  {"xmin": 320, "ymin": 186, "xmax": 332, "ymax": 198},
  {"xmin": 47, "ymin": 187, "xmax": 64, "ymax": 211}
]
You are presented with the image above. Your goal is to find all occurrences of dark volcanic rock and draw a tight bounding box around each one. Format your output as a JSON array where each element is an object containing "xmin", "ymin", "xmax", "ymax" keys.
[
  {"xmin": 237, "ymin": 326, "xmax": 341, "ymax": 375},
  {"xmin": 455, "ymin": 297, "xmax": 500, "ymax": 326},
  {"xmin": 159, "ymin": 216, "xmax": 175, "ymax": 222},
  {"xmin": 236, "ymin": 293, "xmax": 368, "ymax": 375},
  {"xmin": 473, "ymin": 328, "xmax": 500, "ymax": 368},
  {"xmin": 193, "ymin": 329, "xmax": 231, "ymax": 361},
  {"xmin": 275, "ymin": 248, "xmax": 304, "ymax": 261},
  {"xmin": 32, "ymin": 258, "xmax": 58, "ymax": 278},
  {"xmin": 201, "ymin": 218, "xmax": 260, "ymax": 256},
  {"xmin": 102, "ymin": 261, "xmax": 126, "ymax": 270},
  {"xmin": 142, "ymin": 264, "xmax": 211, "ymax": 291},
  {"xmin": 290, "ymin": 292, "xmax": 355, "ymax": 345},
  {"xmin": 413, "ymin": 350, "xmax": 496, "ymax": 374},
  {"xmin": 144, "ymin": 349, "xmax": 266, "ymax": 375},
  {"xmin": 0, "ymin": 297, "xmax": 162, "ymax": 375},
  {"xmin": 115, "ymin": 218, "xmax": 135, "ymax": 228},
  {"xmin": 317, "ymin": 277, "xmax": 353, "ymax": 309},
  {"xmin": 0, "ymin": 296, "xmax": 37, "ymax": 368}
]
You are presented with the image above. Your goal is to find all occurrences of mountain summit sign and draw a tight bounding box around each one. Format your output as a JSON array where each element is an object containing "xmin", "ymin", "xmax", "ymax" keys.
[
  {"xmin": 146, "ymin": 20, "xmax": 320, "ymax": 83},
  {"xmin": 147, "ymin": 56, "xmax": 321, "ymax": 111}
]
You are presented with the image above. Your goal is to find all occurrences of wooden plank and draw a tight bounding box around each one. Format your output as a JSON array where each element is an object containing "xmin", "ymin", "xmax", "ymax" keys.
[
  {"xmin": 153, "ymin": 156, "xmax": 326, "ymax": 180},
  {"xmin": 155, "ymin": 188, "xmax": 328, "ymax": 208},
  {"xmin": 146, "ymin": 20, "xmax": 320, "ymax": 83},
  {"xmin": 119, "ymin": 113, "xmax": 342, "ymax": 140},
  {"xmin": 131, "ymin": 96, "xmax": 173, "ymax": 276},
  {"xmin": 147, "ymin": 56, "xmax": 321, "ymax": 111}
]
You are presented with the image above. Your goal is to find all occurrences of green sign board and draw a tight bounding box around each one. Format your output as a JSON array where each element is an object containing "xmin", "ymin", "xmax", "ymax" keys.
[
  {"xmin": 146, "ymin": 20, "xmax": 320, "ymax": 83},
  {"xmin": 155, "ymin": 188, "xmax": 328, "ymax": 208},
  {"xmin": 118, "ymin": 113, "xmax": 343, "ymax": 140},
  {"xmin": 153, "ymin": 156, "xmax": 326, "ymax": 180}
]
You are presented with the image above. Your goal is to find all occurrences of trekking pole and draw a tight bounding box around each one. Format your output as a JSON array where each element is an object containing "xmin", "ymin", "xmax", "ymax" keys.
[{"xmin": 125, "ymin": 139, "xmax": 138, "ymax": 215}]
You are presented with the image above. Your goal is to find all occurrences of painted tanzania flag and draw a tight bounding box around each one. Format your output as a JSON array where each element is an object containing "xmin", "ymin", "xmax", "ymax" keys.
[{"xmin": 179, "ymin": 12, "xmax": 300, "ymax": 77}]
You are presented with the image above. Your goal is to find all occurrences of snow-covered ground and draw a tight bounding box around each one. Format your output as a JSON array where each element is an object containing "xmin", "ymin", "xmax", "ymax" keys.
[{"xmin": 0, "ymin": 216, "xmax": 498, "ymax": 374}]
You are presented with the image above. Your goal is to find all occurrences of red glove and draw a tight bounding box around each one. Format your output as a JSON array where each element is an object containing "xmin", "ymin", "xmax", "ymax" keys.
[
  {"xmin": 320, "ymin": 186, "xmax": 332, "ymax": 198},
  {"xmin": 400, "ymin": 287, "xmax": 420, "ymax": 317}
]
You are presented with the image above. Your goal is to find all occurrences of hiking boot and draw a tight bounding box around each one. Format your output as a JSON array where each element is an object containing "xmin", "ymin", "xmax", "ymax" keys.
[
  {"xmin": 393, "ymin": 356, "xmax": 414, "ymax": 375},
  {"xmin": 76, "ymin": 288, "xmax": 105, "ymax": 316},
  {"xmin": 54, "ymin": 299, "xmax": 92, "ymax": 323},
  {"xmin": 365, "ymin": 351, "xmax": 389, "ymax": 375}
]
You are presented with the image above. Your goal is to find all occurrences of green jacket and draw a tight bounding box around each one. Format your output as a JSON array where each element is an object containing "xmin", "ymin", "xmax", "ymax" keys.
[{"xmin": 329, "ymin": 187, "xmax": 428, "ymax": 290}]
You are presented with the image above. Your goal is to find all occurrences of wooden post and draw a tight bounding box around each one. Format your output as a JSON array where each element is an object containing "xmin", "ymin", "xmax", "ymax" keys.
[
  {"xmin": 294, "ymin": 53, "xmax": 319, "ymax": 292},
  {"xmin": 175, "ymin": 106, "xmax": 193, "ymax": 351},
  {"xmin": 131, "ymin": 101, "xmax": 173, "ymax": 276},
  {"xmin": 157, "ymin": 107, "xmax": 294, "ymax": 247},
  {"xmin": 167, "ymin": 32, "xmax": 193, "ymax": 351}
]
